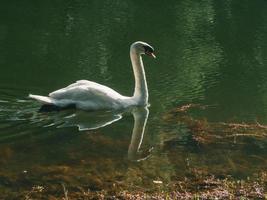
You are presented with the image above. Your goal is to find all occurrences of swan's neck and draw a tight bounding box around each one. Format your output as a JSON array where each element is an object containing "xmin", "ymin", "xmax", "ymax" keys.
[{"xmin": 130, "ymin": 50, "xmax": 148, "ymax": 105}]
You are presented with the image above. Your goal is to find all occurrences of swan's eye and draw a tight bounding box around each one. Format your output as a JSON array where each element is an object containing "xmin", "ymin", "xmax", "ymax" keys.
[
  {"xmin": 143, "ymin": 45, "xmax": 154, "ymax": 54},
  {"xmin": 143, "ymin": 45, "xmax": 156, "ymax": 58}
]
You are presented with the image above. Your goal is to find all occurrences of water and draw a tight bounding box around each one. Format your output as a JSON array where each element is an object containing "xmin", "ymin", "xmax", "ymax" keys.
[{"xmin": 1, "ymin": 0, "xmax": 267, "ymax": 195}]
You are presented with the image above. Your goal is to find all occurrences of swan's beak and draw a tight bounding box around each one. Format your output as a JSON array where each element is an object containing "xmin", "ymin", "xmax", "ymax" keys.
[{"xmin": 146, "ymin": 52, "xmax": 156, "ymax": 58}]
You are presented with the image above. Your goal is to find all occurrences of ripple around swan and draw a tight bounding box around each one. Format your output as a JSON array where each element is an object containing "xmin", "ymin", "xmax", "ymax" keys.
[{"xmin": 0, "ymin": 87, "xmax": 127, "ymax": 142}]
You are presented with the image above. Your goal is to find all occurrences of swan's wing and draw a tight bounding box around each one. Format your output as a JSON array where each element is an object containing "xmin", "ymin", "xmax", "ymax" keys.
[{"xmin": 49, "ymin": 80, "xmax": 122, "ymax": 102}]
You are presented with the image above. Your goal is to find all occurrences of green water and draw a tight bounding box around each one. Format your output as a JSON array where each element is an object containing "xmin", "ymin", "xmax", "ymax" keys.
[{"xmin": 1, "ymin": 0, "xmax": 267, "ymax": 196}]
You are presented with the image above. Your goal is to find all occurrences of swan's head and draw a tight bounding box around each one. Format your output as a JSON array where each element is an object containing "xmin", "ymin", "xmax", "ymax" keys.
[{"xmin": 131, "ymin": 41, "xmax": 156, "ymax": 58}]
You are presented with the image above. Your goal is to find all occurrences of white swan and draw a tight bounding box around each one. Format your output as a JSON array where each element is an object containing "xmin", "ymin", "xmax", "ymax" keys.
[{"xmin": 29, "ymin": 41, "xmax": 155, "ymax": 110}]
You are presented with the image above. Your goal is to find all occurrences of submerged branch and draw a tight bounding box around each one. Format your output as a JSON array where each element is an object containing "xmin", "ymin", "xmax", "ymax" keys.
[{"xmin": 163, "ymin": 104, "xmax": 267, "ymax": 144}]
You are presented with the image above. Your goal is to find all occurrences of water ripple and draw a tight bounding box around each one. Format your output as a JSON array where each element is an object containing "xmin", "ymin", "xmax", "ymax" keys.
[{"xmin": 0, "ymin": 88, "xmax": 126, "ymax": 142}]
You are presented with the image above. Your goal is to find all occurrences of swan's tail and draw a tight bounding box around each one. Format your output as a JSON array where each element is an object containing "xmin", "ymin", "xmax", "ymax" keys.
[{"xmin": 29, "ymin": 94, "xmax": 53, "ymax": 105}]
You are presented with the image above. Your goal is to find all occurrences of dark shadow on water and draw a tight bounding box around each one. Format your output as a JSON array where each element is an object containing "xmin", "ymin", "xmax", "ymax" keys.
[{"xmin": 39, "ymin": 104, "xmax": 76, "ymax": 112}]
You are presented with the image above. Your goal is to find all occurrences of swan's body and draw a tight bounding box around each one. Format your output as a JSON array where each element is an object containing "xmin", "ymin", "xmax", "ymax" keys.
[{"xmin": 29, "ymin": 41, "xmax": 155, "ymax": 110}]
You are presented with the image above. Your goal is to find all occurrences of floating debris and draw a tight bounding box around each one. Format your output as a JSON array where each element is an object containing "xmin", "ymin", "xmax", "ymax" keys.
[{"xmin": 153, "ymin": 180, "xmax": 163, "ymax": 184}]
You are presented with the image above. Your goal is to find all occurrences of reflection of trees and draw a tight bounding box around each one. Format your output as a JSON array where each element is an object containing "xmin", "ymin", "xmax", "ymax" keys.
[
  {"xmin": 249, "ymin": 2, "xmax": 267, "ymax": 116},
  {"xmin": 210, "ymin": 1, "xmax": 267, "ymax": 120},
  {"xmin": 174, "ymin": 0, "xmax": 222, "ymax": 102},
  {"xmin": 153, "ymin": 0, "xmax": 267, "ymax": 121},
  {"xmin": 75, "ymin": 1, "xmax": 133, "ymax": 81},
  {"xmin": 0, "ymin": 1, "xmax": 135, "ymax": 88},
  {"xmin": 152, "ymin": 0, "xmax": 223, "ymax": 108}
]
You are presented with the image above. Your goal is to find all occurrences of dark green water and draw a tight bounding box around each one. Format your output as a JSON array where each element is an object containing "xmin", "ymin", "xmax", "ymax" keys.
[{"xmin": 1, "ymin": 0, "xmax": 267, "ymax": 195}]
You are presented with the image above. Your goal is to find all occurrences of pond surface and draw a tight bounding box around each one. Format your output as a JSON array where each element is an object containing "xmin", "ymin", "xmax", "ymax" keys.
[{"xmin": 1, "ymin": 0, "xmax": 267, "ymax": 196}]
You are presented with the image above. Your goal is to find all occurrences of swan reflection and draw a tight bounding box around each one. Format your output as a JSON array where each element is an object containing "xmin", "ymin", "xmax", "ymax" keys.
[
  {"xmin": 56, "ymin": 110, "xmax": 123, "ymax": 131},
  {"xmin": 128, "ymin": 107, "xmax": 151, "ymax": 161},
  {"xmin": 48, "ymin": 106, "xmax": 151, "ymax": 161}
]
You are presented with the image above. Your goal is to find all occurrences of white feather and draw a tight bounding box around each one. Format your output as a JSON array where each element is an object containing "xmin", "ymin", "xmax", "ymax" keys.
[{"xmin": 29, "ymin": 94, "xmax": 53, "ymax": 105}]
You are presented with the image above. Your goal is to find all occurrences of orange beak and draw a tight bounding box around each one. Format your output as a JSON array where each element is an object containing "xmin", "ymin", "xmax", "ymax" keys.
[{"xmin": 146, "ymin": 52, "xmax": 156, "ymax": 58}]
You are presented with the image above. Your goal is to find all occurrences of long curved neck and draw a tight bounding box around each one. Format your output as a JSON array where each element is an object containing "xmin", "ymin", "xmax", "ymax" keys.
[{"xmin": 130, "ymin": 49, "xmax": 148, "ymax": 105}]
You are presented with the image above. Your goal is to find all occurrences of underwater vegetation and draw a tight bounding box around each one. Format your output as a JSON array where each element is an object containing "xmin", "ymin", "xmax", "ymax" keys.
[{"xmin": 1, "ymin": 104, "xmax": 267, "ymax": 199}]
